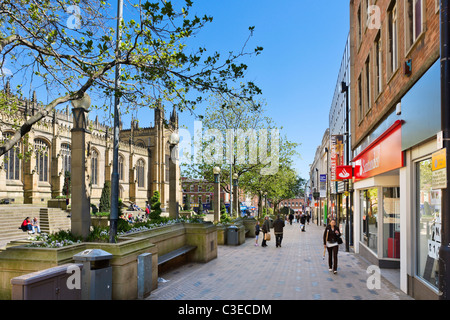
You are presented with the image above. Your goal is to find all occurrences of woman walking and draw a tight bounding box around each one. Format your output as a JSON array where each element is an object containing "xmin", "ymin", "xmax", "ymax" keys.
[
  {"xmin": 261, "ymin": 216, "xmax": 270, "ymax": 247},
  {"xmin": 323, "ymin": 219, "xmax": 341, "ymax": 274}
]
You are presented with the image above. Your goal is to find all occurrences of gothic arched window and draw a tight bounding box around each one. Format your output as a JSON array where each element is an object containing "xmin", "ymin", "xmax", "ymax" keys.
[
  {"xmin": 137, "ymin": 159, "xmax": 145, "ymax": 188},
  {"xmin": 4, "ymin": 132, "xmax": 21, "ymax": 181},
  {"xmin": 34, "ymin": 139, "xmax": 49, "ymax": 182},
  {"xmin": 61, "ymin": 143, "xmax": 71, "ymax": 174},
  {"xmin": 91, "ymin": 149, "xmax": 99, "ymax": 186}
]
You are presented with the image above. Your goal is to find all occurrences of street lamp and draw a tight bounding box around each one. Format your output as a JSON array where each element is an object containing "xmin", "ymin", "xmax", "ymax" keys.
[
  {"xmin": 110, "ymin": 0, "xmax": 124, "ymax": 243},
  {"xmin": 213, "ymin": 167, "xmax": 221, "ymax": 222}
]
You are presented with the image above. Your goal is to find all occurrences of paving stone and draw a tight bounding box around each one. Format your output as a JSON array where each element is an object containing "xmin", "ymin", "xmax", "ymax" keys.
[{"xmin": 147, "ymin": 222, "xmax": 413, "ymax": 300}]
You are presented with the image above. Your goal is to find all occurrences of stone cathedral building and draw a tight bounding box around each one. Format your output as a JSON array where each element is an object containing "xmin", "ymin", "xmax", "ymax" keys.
[{"xmin": 0, "ymin": 85, "xmax": 181, "ymax": 210}]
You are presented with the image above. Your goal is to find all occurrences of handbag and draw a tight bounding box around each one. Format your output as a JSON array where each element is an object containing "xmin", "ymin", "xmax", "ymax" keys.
[
  {"xmin": 264, "ymin": 233, "xmax": 271, "ymax": 241},
  {"xmin": 337, "ymin": 236, "xmax": 343, "ymax": 244}
]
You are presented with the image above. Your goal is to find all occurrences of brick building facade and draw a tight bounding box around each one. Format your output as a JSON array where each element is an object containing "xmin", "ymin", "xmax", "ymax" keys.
[{"xmin": 350, "ymin": 0, "xmax": 441, "ymax": 299}]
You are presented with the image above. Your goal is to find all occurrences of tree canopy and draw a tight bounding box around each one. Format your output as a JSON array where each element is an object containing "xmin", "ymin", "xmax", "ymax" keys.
[{"xmin": 0, "ymin": 0, "xmax": 263, "ymax": 156}]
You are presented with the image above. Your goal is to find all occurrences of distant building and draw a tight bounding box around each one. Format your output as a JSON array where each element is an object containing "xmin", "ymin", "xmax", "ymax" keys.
[{"xmin": 280, "ymin": 198, "xmax": 305, "ymax": 213}]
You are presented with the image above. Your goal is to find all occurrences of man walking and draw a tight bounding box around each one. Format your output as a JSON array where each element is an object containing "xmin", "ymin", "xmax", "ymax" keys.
[
  {"xmin": 300, "ymin": 212, "xmax": 307, "ymax": 232},
  {"xmin": 273, "ymin": 215, "xmax": 285, "ymax": 248}
]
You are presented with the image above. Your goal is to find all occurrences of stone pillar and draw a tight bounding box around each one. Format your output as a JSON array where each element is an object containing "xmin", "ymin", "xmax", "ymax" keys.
[
  {"xmin": 23, "ymin": 131, "xmax": 38, "ymax": 204},
  {"xmin": 71, "ymin": 96, "xmax": 91, "ymax": 239},
  {"xmin": 51, "ymin": 132, "xmax": 63, "ymax": 199}
]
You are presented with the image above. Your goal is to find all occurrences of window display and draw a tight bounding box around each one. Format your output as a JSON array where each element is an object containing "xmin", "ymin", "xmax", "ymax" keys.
[
  {"xmin": 361, "ymin": 188, "xmax": 378, "ymax": 253},
  {"xmin": 417, "ymin": 159, "xmax": 441, "ymax": 289},
  {"xmin": 383, "ymin": 187, "xmax": 400, "ymax": 258}
]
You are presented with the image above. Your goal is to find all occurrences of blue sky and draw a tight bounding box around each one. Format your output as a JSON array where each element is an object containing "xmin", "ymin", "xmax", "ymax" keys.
[{"xmin": 171, "ymin": 0, "xmax": 351, "ymax": 179}]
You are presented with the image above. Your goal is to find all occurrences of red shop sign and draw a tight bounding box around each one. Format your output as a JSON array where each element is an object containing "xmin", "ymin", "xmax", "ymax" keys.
[
  {"xmin": 336, "ymin": 165, "xmax": 353, "ymax": 180},
  {"xmin": 352, "ymin": 120, "xmax": 404, "ymax": 181}
]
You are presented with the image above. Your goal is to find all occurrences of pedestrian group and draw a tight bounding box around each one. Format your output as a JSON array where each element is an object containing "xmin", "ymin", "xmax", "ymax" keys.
[{"xmin": 255, "ymin": 211, "xmax": 342, "ymax": 274}]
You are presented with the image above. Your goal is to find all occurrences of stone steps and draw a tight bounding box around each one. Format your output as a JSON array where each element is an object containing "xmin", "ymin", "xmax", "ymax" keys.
[{"xmin": 0, "ymin": 206, "xmax": 71, "ymax": 247}]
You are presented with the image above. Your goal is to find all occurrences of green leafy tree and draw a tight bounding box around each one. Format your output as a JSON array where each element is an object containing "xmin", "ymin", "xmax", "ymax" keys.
[{"xmin": 0, "ymin": 0, "xmax": 263, "ymax": 157}]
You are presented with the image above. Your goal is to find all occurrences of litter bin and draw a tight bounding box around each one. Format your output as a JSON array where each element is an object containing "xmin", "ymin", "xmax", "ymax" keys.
[
  {"xmin": 73, "ymin": 249, "xmax": 113, "ymax": 300},
  {"xmin": 227, "ymin": 226, "xmax": 239, "ymax": 246}
]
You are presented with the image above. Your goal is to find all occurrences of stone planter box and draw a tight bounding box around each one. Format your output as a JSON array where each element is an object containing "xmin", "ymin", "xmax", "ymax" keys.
[
  {"xmin": 243, "ymin": 217, "xmax": 257, "ymax": 238},
  {"xmin": 0, "ymin": 221, "xmax": 217, "ymax": 300},
  {"xmin": 0, "ymin": 242, "xmax": 85, "ymax": 299},
  {"xmin": 216, "ymin": 224, "xmax": 228, "ymax": 245},
  {"xmin": 184, "ymin": 222, "xmax": 217, "ymax": 263},
  {"xmin": 235, "ymin": 224, "xmax": 246, "ymax": 245},
  {"xmin": 91, "ymin": 216, "xmax": 110, "ymax": 228},
  {"xmin": 47, "ymin": 199, "xmax": 68, "ymax": 210}
]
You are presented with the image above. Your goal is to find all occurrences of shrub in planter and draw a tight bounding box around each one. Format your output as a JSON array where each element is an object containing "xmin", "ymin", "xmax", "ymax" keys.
[
  {"xmin": 149, "ymin": 190, "xmax": 162, "ymax": 220},
  {"xmin": 99, "ymin": 181, "xmax": 111, "ymax": 213}
]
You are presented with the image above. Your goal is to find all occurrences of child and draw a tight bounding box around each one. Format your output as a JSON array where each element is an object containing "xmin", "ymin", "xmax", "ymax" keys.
[{"xmin": 255, "ymin": 221, "xmax": 260, "ymax": 246}]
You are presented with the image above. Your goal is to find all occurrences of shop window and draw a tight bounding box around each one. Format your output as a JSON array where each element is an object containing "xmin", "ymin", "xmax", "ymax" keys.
[
  {"xmin": 361, "ymin": 188, "xmax": 378, "ymax": 253},
  {"xmin": 417, "ymin": 159, "xmax": 441, "ymax": 289},
  {"xmin": 382, "ymin": 187, "xmax": 400, "ymax": 258}
]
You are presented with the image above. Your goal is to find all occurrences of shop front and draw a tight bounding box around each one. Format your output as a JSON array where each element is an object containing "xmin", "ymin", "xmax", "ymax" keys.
[
  {"xmin": 398, "ymin": 59, "xmax": 441, "ymax": 299},
  {"xmin": 352, "ymin": 120, "xmax": 404, "ymax": 269}
]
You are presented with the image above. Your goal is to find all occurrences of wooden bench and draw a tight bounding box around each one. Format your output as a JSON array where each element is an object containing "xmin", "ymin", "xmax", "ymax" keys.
[{"xmin": 157, "ymin": 245, "xmax": 197, "ymax": 271}]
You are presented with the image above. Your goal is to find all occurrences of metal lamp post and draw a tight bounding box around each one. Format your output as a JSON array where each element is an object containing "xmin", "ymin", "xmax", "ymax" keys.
[
  {"xmin": 439, "ymin": 0, "xmax": 450, "ymax": 300},
  {"xmin": 109, "ymin": 0, "xmax": 124, "ymax": 243},
  {"xmin": 213, "ymin": 167, "xmax": 221, "ymax": 223},
  {"xmin": 169, "ymin": 132, "xmax": 180, "ymax": 219},
  {"xmin": 232, "ymin": 173, "xmax": 239, "ymax": 217},
  {"xmin": 341, "ymin": 80, "xmax": 351, "ymax": 252}
]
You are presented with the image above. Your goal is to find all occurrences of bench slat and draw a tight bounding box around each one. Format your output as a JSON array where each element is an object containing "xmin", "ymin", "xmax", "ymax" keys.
[{"xmin": 158, "ymin": 245, "xmax": 197, "ymax": 265}]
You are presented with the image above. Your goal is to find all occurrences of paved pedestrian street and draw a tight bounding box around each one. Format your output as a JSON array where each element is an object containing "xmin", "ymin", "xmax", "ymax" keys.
[{"xmin": 147, "ymin": 221, "xmax": 412, "ymax": 301}]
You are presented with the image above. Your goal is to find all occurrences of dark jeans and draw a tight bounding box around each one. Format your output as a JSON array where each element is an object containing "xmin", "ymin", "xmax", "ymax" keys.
[
  {"xmin": 275, "ymin": 233, "xmax": 283, "ymax": 247},
  {"xmin": 327, "ymin": 245, "xmax": 339, "ymax": 271}
]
